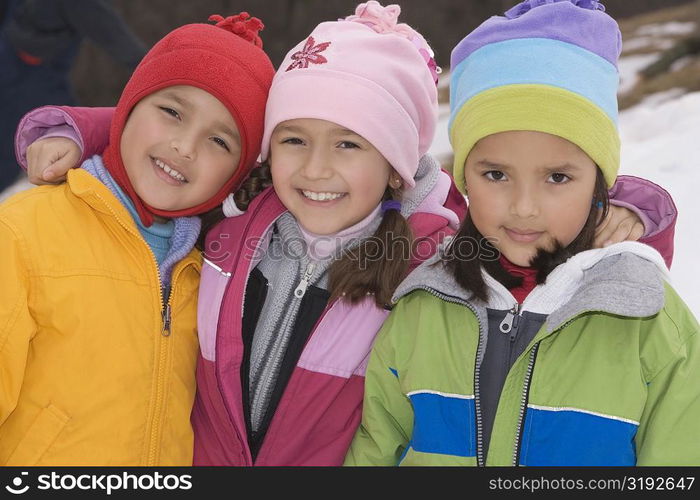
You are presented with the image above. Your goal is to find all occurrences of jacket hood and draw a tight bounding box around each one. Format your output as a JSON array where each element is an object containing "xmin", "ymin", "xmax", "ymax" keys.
[{"xmin": 393, "ymin": 240, "xmax": 669, "ymax": 330}]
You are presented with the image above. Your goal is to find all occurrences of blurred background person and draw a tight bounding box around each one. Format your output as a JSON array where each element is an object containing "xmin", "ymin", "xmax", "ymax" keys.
[{"xmin": 0, "ymin": 0, "xmax": 146, "ymax": 193}]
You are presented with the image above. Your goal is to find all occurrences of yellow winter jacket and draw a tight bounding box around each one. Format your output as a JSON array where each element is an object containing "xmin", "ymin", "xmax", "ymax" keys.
[{"xmin": 0, "ymin": 168, "xmax": 201, "ymax": 466}]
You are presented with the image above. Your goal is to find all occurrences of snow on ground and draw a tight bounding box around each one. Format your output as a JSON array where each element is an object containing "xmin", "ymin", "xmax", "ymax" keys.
[
  {"xmin": 617, "ymin": 53, "xmax": 659, "ymax": 94},
  {"xmin": 622, "ymin": 36, "xmax": 674, "ymax": 53},
  {"xmin": 635, "ymin": 21, "xmax": 697, "ymax": 38},
  {"xmin": 619, "ymin": 20, "xmax": 697, "ymax": 95},
  {"xmin": 0, "ymin": 176, "xmax": 30, "ymax": 204},
  {"xmin": 618, "ymin": 90, "xmax": 700, "ymax": 314}
]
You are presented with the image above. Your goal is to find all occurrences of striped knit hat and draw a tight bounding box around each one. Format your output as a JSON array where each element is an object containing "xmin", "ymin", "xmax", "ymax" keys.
[{"xmin": 449, "ymin": 0, "xmax": 622, "ymax": 192}]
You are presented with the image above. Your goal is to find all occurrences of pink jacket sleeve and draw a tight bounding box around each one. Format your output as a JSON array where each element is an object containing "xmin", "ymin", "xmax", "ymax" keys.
[
  {"xmin": 609, "ymin": 175, "xmax": 677, "ymax": 269},
  {"xmin": 14, "ymin": 106, "xmax": 114, "ymax": 170}
]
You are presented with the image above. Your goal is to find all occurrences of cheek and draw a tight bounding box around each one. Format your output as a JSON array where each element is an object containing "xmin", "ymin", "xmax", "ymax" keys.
[
  {"xmin": 269, "ymin": 159, "xmax": 294, "ymax": 193},
  {"xmin": 120, "ymin": 125, "xmax": 142, "ymax": 177},
  {"xmin": 545, "ymin": 191, "xmax": 592, "ymax": 244},
  {"xmin": 353, "ymin": 173, "xmax": 385, "ymax": 199},
  {"xmin": 347, "ymin": 159, "xmax": 390, "ymax": 198},
  {"xmin": 206, "ymin": 157, "xmax": 238, "ymax": 188},
  {"xmin": 465, "ymin": 187, "xmax": 502, "ymax": 235}
]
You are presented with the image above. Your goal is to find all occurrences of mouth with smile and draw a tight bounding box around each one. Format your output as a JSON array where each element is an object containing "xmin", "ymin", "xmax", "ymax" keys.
[
  {"xmin": 504, "ymin": 227, "xmax": 544, "ymax": 243},
  {"xmin": 151, "ymin": 156, "xmax": 188, "ymax": 185},
  {"xmin": 298, "ymin": 189, "xmax": 347, "ymax": 205}
]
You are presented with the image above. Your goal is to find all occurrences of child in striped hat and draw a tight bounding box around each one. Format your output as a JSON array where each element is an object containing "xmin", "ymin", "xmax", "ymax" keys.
[{"xmin": 347, "ymin": 0, "xmax": 698, "ymax": 466}]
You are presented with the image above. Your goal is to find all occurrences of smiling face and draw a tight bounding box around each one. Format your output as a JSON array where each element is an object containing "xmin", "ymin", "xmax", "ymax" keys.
[
  {"xmin": 269, "ymin": 118, "xmax": 396, "ymax": 235},
  {"xmin": 120, "ymin": 85, "xmax": 241, "ymax": 212},
  {"xmin": 464, "ymin": 130, "xmax": 598, "ymax": 266}
]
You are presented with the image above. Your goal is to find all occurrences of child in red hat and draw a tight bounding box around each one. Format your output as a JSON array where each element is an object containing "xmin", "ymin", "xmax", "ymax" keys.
[{"xmin": 0, "ymin": 13, "xmax": 274, "ymax": 466}]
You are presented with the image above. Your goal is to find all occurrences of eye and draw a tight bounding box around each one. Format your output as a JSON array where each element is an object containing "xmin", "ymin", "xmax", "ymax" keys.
[
  {"xmin": 211, "ymin": 136, "xmax": 230, "ymax": 152},
  {"xmin": 159, "ymin": 106, "xmax": 180, "ymax": 120},
  {"xmin": 484, "ymin": 170, "xmax": 506, "ymax": 182},
  {"xmin": 548, "ymin": 172, "xmax": 571, "ymax": 184},
  {"xmin": 281, "ymin": 137, "xmax": 304, "ymax": 146},
  {"xmin": 338, "ymin": 141, "xmax": 360, "ymax": 149}
]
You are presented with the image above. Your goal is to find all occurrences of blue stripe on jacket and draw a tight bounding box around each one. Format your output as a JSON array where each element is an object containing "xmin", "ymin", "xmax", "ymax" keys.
[
  {"xmin": 519, "ymin": 406, "xmax": 638, "ymax": 466},
  {"xmin": 407, "ymin": 391, "xmax": 477, "ymax": 458}
]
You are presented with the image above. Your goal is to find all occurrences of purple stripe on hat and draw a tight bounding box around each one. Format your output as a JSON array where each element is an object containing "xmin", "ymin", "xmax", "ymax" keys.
[{"xmin": 450, "ymin": 0, "xmax": 621, "ymax": 69}]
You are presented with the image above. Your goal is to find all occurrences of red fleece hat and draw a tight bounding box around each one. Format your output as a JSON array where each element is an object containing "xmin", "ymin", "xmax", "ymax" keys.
[{"xmin": 103, "ymin": 13, "xmax": 275, "ymax": 226}]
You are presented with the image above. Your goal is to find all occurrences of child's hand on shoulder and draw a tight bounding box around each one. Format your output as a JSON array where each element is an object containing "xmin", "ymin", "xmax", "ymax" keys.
[
  {"xmin": 594, "ymin": 205, "xmax": 645, "ymax": 248},
  {"xmin": 26, "ymin": 137, "xmax": 81, "ymax": 185}
]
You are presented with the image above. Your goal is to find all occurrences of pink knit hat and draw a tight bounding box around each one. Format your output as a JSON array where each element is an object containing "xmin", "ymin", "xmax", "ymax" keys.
[{"xmin": 260, "ymin": 1, "xmax": 439, "ymax": 188}]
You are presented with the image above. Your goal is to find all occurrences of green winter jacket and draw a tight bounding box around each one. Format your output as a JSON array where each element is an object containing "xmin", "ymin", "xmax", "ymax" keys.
[{"xmin": 345, "ymin": 242, "xmax": 700, "ymax": 466}]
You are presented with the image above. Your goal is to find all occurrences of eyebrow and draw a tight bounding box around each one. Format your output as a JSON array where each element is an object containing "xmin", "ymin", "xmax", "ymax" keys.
[
  {"xmin": 274, "ymin": 125, "xmax": 304, "ymax": 134},
  {"xmin": 475, "ymin": 160, "xmax": 583, "ymax": 172},
  {"xmin": 274, "ymin": 125, "xmax": 363, "ymax": 138},
  {"xmin": 541, "ymin": 163, "xmax": 581, "ymax": 173},
  {"xmin": 332, "ymin": 128, "xmax": 361, "ymax": 137},
  {"xmin": 160, "ymin": 91, "xmax": 192, "ymax": 109},
  {"xmin": 475, "ymin": 160, "xmax": 512, "ymax": 170},
  {"xmin": 212, "ymin": 120, "xmax": 241, "ymax": 147}
]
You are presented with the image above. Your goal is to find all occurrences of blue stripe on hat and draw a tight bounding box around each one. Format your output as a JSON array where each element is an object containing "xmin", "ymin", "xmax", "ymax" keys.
[{"xmin": 449, "ymin": 37, "xmax": 619, "ymax": 132}]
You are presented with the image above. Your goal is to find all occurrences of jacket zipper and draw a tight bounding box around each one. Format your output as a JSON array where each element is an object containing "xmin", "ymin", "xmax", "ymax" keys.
[
  {"xmin": 409, "ymin": 286, "xmax": 487, "ymax": 466},
  {"xmin": 510, "ymin": 315, "xmax": 585, "ymax": 465},
  {"xmin": 499, "ymin": 303, "xmax": 520, "ymax": 337},
  {"xmin": 161, "ymin": 303, "xmax": 172, "ymax": 336},
  {"xmin": 497, "ymin": 301, "xmax": 536, "ymax": 466},
  {"xmin": 92, "ymin": 192, "xmax": 182, "ymax": 465},
  {"xmin": 250, "ymin": 260, "xmax": 317, "ymax": 440},
  {"xmin": 293, "ymin": 263, "xmax": 316, "ymax": 299},
  {"xmin": 254, "ymin": 299, "xmax": 336, "ymax": 463}
]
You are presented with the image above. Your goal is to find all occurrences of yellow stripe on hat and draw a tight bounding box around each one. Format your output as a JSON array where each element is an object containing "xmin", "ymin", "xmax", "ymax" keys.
[{"xmin": 450, "ymin": 84, "xmax": 620, "ymax": 193}]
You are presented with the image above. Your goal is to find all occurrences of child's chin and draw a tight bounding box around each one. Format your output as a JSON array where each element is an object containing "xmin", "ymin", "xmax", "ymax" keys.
[
  {"xmin": 500, "ymin": 248, "xmax": 535, "ymax": 267},
  {"xmin": 141, "ymin": 198, "xmax": 184, "ymax": 213}
]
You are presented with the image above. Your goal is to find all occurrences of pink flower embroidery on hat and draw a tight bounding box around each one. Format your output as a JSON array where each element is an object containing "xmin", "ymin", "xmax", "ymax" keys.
[{"xmin": 286, "ymin": 36, "xmax": 331, "ymax": 71}]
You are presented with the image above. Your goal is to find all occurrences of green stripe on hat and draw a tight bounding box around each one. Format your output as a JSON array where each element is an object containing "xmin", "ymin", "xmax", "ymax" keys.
[{"xmin": 450, "ymin": 84, "xmax": 620, "ymax": 193}]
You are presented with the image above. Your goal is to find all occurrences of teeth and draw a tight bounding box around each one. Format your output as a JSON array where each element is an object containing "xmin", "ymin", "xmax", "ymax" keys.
[
  {"xmin": 302, "ymin": 190, "xmax": 344, "ymax": 201},
  {"xmin": 155, "ymin": 159, "xmax": 186, "ymax": 182}
]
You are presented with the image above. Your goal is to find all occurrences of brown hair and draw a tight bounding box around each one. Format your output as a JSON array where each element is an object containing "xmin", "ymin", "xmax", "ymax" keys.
[
  {"xmin": 196, "ymin": 162, "xmax": 273, "ymax": 250},
  {"xmin": 328, "ymin": 186, "xmax": 414, "ymax": 307},
  {"xmin": 444, "ymin": 167, "xmax": 610, "ymax": 302}
]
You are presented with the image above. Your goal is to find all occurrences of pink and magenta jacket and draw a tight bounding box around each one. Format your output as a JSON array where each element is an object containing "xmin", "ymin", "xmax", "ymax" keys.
[{"xmin": 193, "ymin": 180, "xmax": 467, "ymax": 465}]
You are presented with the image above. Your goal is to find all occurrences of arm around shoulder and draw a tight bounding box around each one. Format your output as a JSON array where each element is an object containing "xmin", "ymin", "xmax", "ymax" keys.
[
  {"xmin": 15, "ymin": 106, "xmax": 115, "ymax": 170},
  {"xmin": 609, "ymin": 175, "xmax": 677, "ymax": 268}
]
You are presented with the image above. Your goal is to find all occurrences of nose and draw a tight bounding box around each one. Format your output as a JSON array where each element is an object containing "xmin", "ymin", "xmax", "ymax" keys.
[
  {"xmin": 170, "ymin": 131, "xmax": 197, "ymax": 161},
  {"xmin": 510, "ymin": 183, "xmax": 540, "ymax": 219},
  {"xmin": 300, "ymin": 146, "xmax": 333, "ymax": 181}
]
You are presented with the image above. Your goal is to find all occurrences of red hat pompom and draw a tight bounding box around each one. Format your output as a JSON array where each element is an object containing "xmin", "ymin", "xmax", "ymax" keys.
[{"xmin": 209, "ymin": 13, "xmax": 265, "ymax": 48}]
